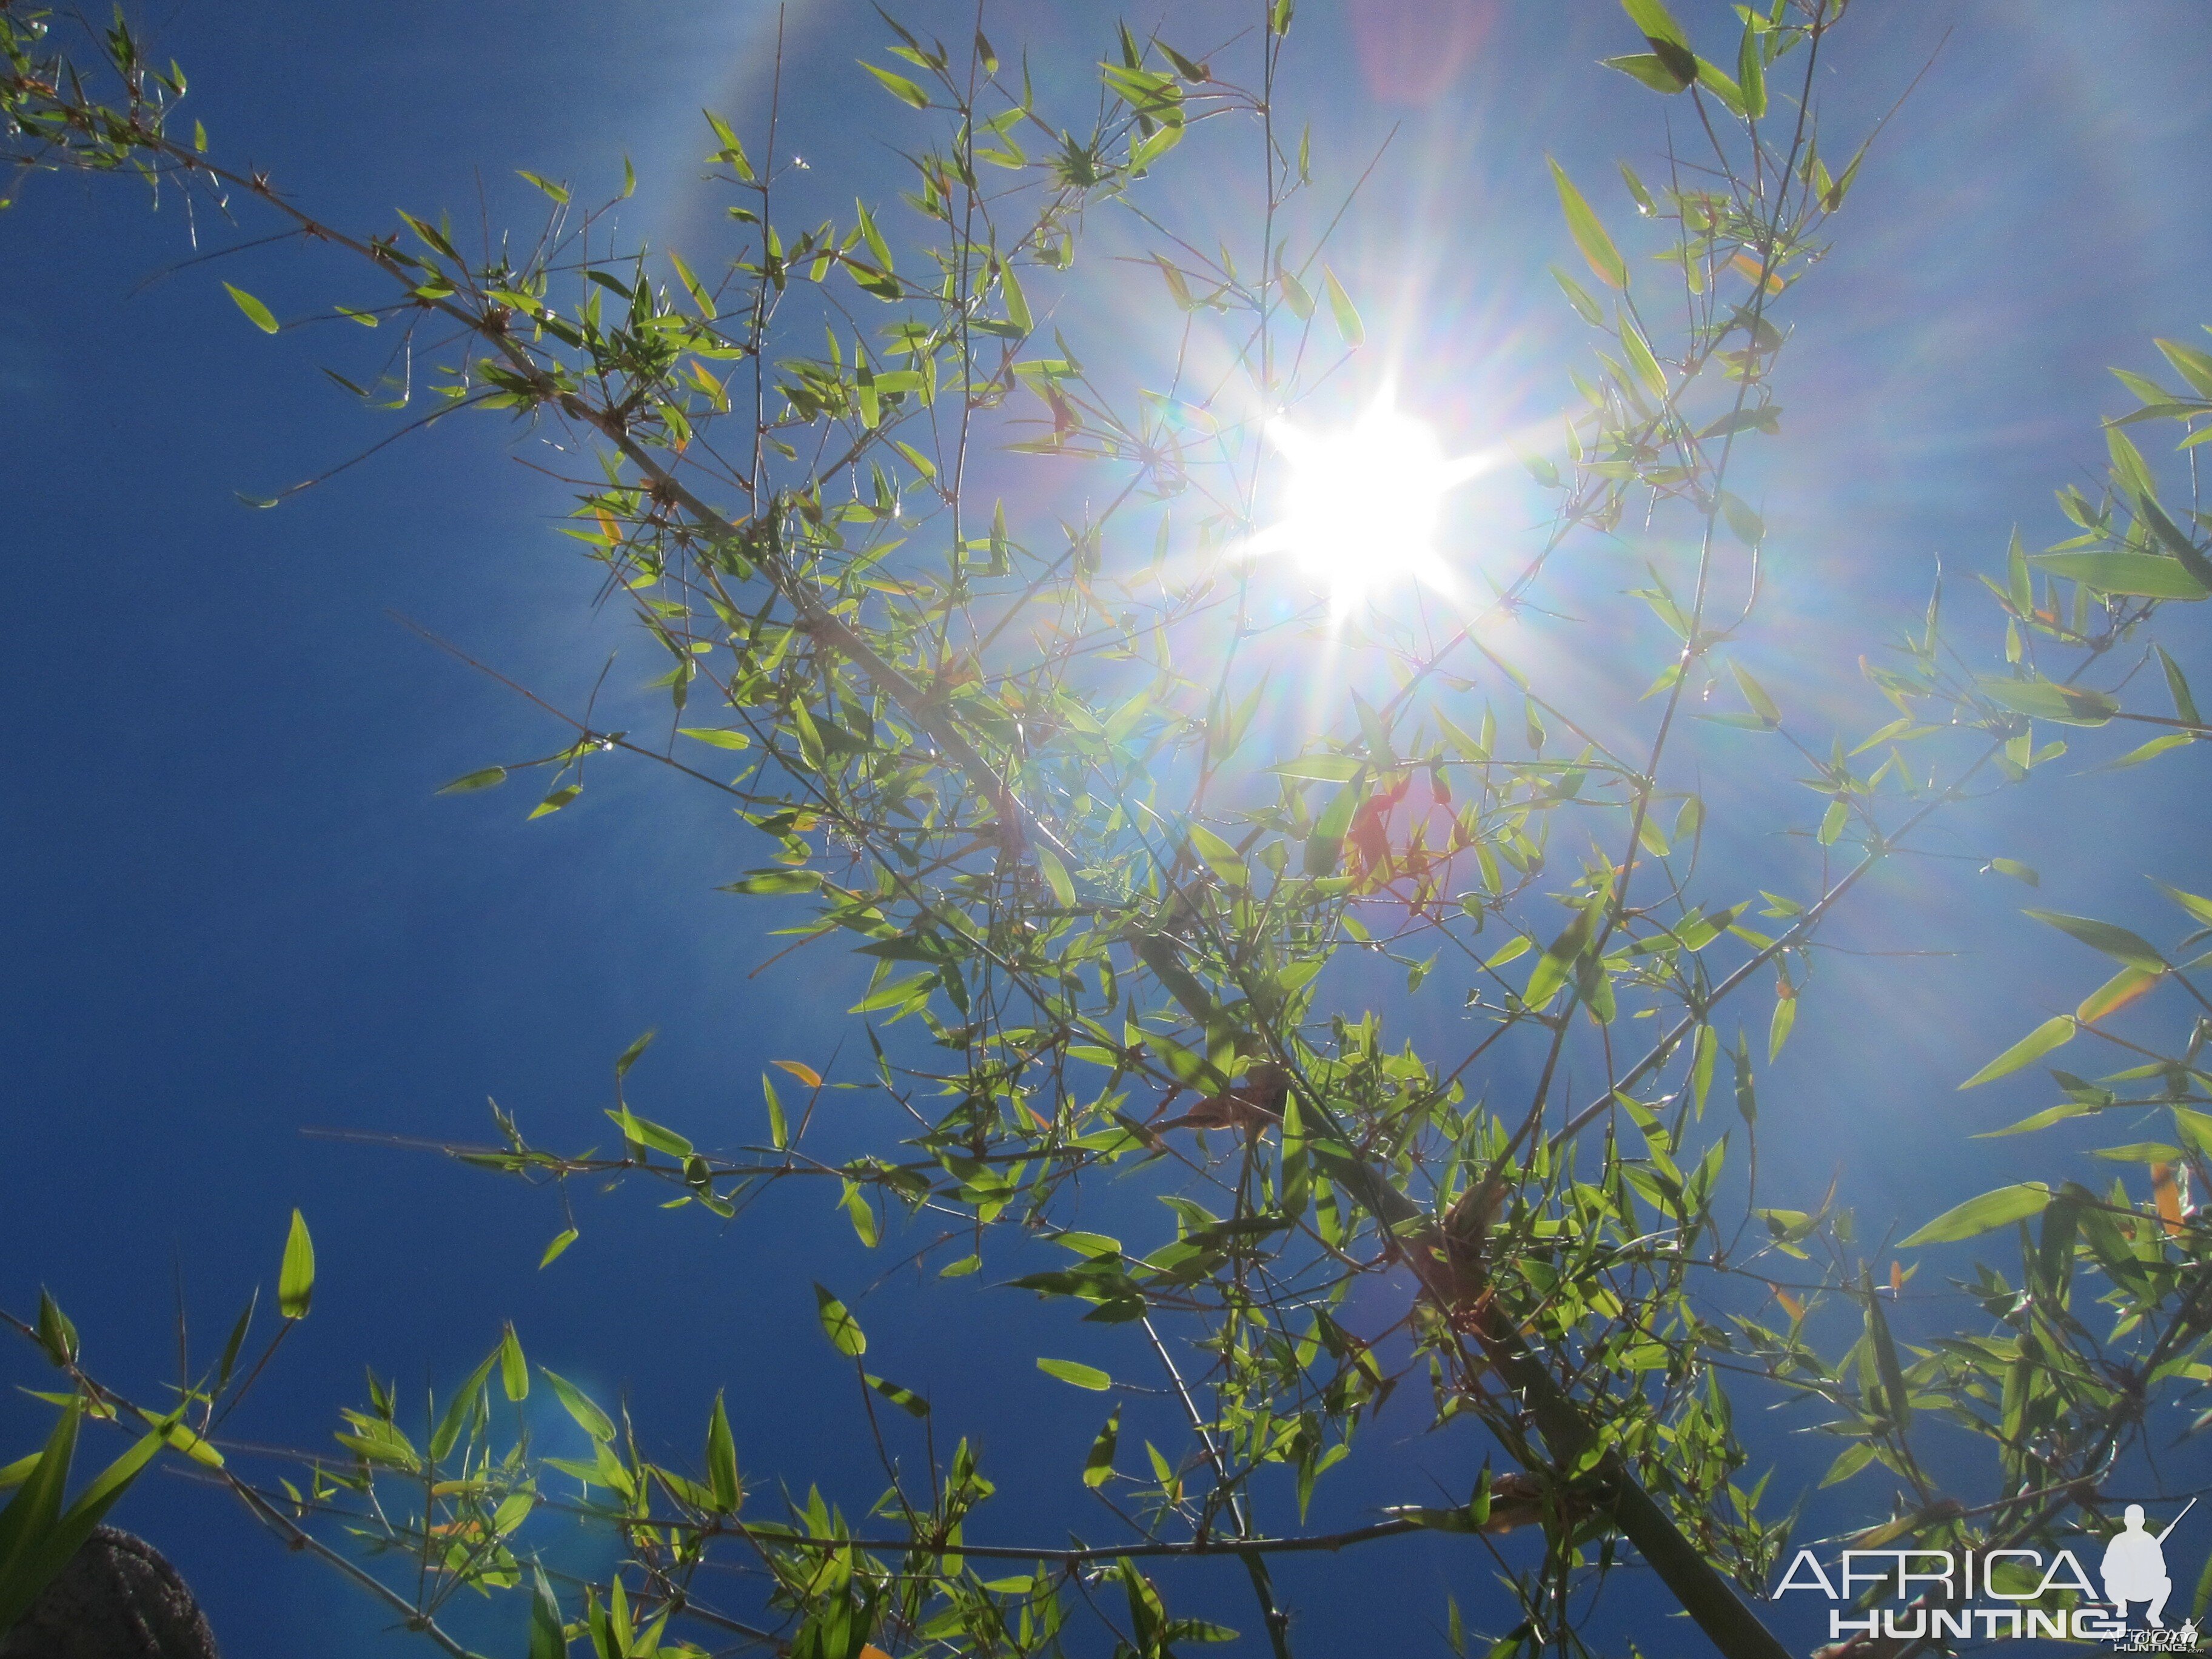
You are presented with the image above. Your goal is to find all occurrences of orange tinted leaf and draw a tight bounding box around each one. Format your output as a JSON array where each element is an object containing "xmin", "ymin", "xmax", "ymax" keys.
[
  {"xmin": 2078, "ymin": 966, "xmax": 2163, "ymax": 1025},
  {"xmin": 2154, "ymin": 1163, "xmax": 2187, "ymax": 1237},
  {"xmin": 1774, "ymin": 1290, "xmax": 1804, "ymax": 1321},
  {"xmin": 772, "ymin": 1060, "xmax": 823, "ymax": 1087},
  {"xmin": 1731, "ymin": 250, "xmax": 1785, "ymax": 295}
]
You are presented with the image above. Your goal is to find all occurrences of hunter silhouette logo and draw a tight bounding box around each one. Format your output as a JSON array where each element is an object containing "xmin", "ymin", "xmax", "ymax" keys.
[
  {"xmin": 2102, "ymin": 1500, "xmax": 2189, "ymax": 1629},
  {"xmin": 1772, "ymin": 1500, "xmax": 2207, "ymax": 1646}
]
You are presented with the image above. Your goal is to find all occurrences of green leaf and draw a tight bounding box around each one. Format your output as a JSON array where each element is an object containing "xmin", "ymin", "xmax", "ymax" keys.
[
  {"xmin": 762, "ymin": 1073, "xmax": 788, "ymax": 1150},
  {"xmin": 1988, "ymin": 857, "xmax": 2039, "ymax": 888},
  {"xmin": 1959, "ymin": 1014, "xmax": 2076, "ymax": 1088},
  {"xmin": 2153, "ymin": 879, "xmax": 2212, "ymax": 930},
  {"xmin": 2134, "ymin": 492, "xmax": 2212, "ymax": 594},
  {"xmin": 1548, "ymin": 159, "xmax": 1628, "ymax": 290},
  {"xmin": 1550, "ymin": 266, "xmax": 1604, "ymax": 325},
  {"xmin": 1694, "ymin": 58, "xmax": 1747, "ymax": 116},
  {"xmin": 814, "ymin": 1284, "xmax": 866, "ymax": 1356},
  {"xmin": 703, "ymin": 110, "xmax": 754, "ymax": 178},
  {"xmin": 1737, "ymin": 16, "xmax": 1766, "ymax": 117},
  {"xmin": 224, "ymin": 283, "xmax": 280, "ymax": 334},
  {"xmin": 530, "ymin": 783, "xmax": 583, "ymax": 818},
  {"xmin": 278, "ymin": 1209, "xmax": 315, "ymax": 1319},
  {"xmin": 679, "ymin": 727, "xmax": 752, "ymax": 751},
  {"xmin": 864, "ymin": 1373, "xmax": 931, "ymax": 1418},
  {"xmin": 722, "ymin": 868, "xmax": 823, "ymax": 896},
  {"xmin": 33, "ymin": 1292, "xmax": 76, "ymax": 1369},
  {"xmin": 1620, "ymin": 0, "xmax": 1689, "ymax": 48},
  {"xmin": 2109, "ymin": 423, "xmax": 2157, "ymax": 498},
  {"xmin": 1768, "ymin": 991, "xmax": 1797, "ymax": 1062},
  {"xmin": 862, "ymin": 62, "xmax": 931, "ymax": 109},
  {"xmin": 213, "ymin": 1294, "xmax": 256, "ymax": 1398},
  {"xmin": 1083, "ymin": 1407, "xmax": 1121, "ymax": 1487},
  {"xmin": 1729, "ymin": 660, "xmax": 1781, "ymax": 728},
  {"xmin": 2091, "ymin": 1142, "xmax": 2184, "ymax": 1164},
  {"xmin": 2028, "ymin": 551, "xmax": 2208, "ymax": 601},
  {"xmin": 1273, "ymin": 754, "xmax": 1364, "ymax": 783},
  {"xmin": 1322, "ymin": 267, "xmax": 1364, "ymax": 347},
  {"xmin": 842, "ymin": 1182, "xmax": 880, "ymax": 1248},
  {"xmin": 438, "ymin": 766, "xmax": 508, "ymax": 794},
  {"xmin": 1820, "ymin": 1441, "xmax": 1877, "ymax": 1489},
  {"xmin": 2157, "ymin": 646, "xmax": 2202, "ymax": 727},
  {"xmin": 1900, "ymin": 1182, "xmax": 2054, "ymax": 1247},
  {"xmin": 431, "ymin": 1350, "xmax": 499, "ymax": 1463},
  {"xmin": 614, "ymin": 1027, "xmax": 657, "ymax": 1079},
  {"xmin": 528, "ymin": 1563, "xmax": 568, "ymax": 1659},
  {"xmin": 1601, "ymin": 53, "xmax": 1691, "ymax": 94},
  {"xmin": 1718, "ymin": 492, "xmax": 1765, "ymax": 546},
  {"xmin": 1188, "ymin": 823, "xmax": 1246, "ymax": 890},
  {"xmin": 1035, "ymin": 846, "xmax": 1078, "ymax": 908},
  {"xmin": 538, "ymin": 1228, "xmax": 579, "ymax": 1269},
  {"xmin": 2024, "ymin": 909, "xmax": 2165, "ymax": 972},
  {"xmin": 1862, "ymin": 1269, "xmax": 1911, "ymax": 1432},
  {"xmin": 706, "ymin": 1392, "xmax": 741, "ymax": 1510},
  {"xmin": 538, "ymin": 1367, "xmax": 615, "ymax": 1442},
  {"xmin": 999, "ymin": 259, "xmax": 1032, "ymax": 332},
  {"xmin": 0, "ymin": 1401, "xmax": 79, "ymax": 1608},
  {"xmin": 1976, "ymin": 676, "xmax": 2119, "ymax": 727},
  {"xmin": 1619, "ymin": 310, "xmax": 1667, "ymax": 398},
  {"xmin": 1036, "ymin": 1357, "xmax": 1111, "ymax": 1391},
  {"xmin": 500, "ymin": 1323, "xmax": 529, "ymax": 1402},
  {"xmin": 0, "ymin": 1411, "xmax": 162, "ymax": 1634},
  {"xmin": 1525, "ymin": 904, "xmax": 1597, "ymax": 1010},
  {"xmin": 666, "ymin": 248, "xmax": 715, "ymax": 318}
]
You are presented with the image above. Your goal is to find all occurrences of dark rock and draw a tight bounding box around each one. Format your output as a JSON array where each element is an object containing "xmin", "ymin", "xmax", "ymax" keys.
[{"xmin": 0, "ymin": 1528, "xmax": 218, "ymax": 1659}]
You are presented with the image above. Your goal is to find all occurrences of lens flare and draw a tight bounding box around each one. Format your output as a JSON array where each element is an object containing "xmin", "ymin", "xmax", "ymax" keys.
[{"xmin": 1257, "ymin": 400, "xmax": 1469, "ymax": 603}]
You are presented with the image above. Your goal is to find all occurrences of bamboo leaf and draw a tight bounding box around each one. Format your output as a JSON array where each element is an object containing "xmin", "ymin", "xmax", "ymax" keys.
[
  {"xmin": 1322, "ymin": 267, "xmax": 1364, "ymax": 346},
  {"xmin": 1548, "ymin": 159, "xmax": 1628, "ymax": 290},
  {"xmin": 862, "ymin": 62, "xmax": 931, "ymax": 109},
  {"xmin": 814, "ymin": 1284, "xmax": 866, "ymax": 1356},
  {"xmin": 1083, "ymin": 1407, "xmax": 1121, "ymax": 1487},
  {"xmin": 1900, "ymin": 1182, "xmax": 2053, "ymax": 1247},
  {"xmin": 1959, "ymin": 1014, "xmax": 2076, "ymax": 1088},
  {"xmin": 2025, "ymin": 909, "xmax": 2165, "ymax": 972},
  {"xmin": 278, "ymin": 1209, "xmax": 315, "ymax": 1319},
  {"xmin": 538, "ymin": 1367, "xmax": 615, "ymax": 1442},
  {"xmin": 2028, "ymin": 551, "xmax": 2207, "ymax": 601},
  {"xmin": 1036, "ymin": 1357, "xmax": 1111, "ymax": 1390},
  {"xmin": 223, "ymin": 283, "xmax": 280, "ymax": 334},
  {"xmin": 706, "ymin": 1392, "xmax": 742, "ymax": 1510}
]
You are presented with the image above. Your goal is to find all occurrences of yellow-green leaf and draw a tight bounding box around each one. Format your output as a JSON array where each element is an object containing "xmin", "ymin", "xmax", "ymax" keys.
[
  {"xmin": 1322, "ymin": 267, "xmax": 1363, "ymax": 346},
  {"xmin": 1900, "ymin": 1182, "xmax": 2053, "ymax": 1247},
  {"xmin": 277, "ymin": 1209, "xmax": 315, "ymax": 1319},
  {"xmin": 1037, "ymin": 1357, "xmax": 1111, "ymax": 1391},
  {"xmin": 1548, "ymin": 159, "xmax": 1627, "ymax": 290},
  {"xmin": 500, "ymin": 1322, "xmax": 529, "ymax": 1401},
  {"xmin": 814, "ymin": 1284, "xmax": 866, "ymax": 1356},
  {"xmin": 2025, "ymin": 909, "xmax": 2165, "ymax": 972},
  {"xmin": 706, "ymin": 1392, "xmax": 741, "ymax": 1511},
  {"xmin": 224, "ymin": 283, "xmax": 279, "ymax": 335},
  {"xmin": 862, "ymin": 62, "xmax": 930, "ymax": 109},
  {"xmin": 1959, "ymin": 1014, "xmax": 2076, "ymax": 1089}
]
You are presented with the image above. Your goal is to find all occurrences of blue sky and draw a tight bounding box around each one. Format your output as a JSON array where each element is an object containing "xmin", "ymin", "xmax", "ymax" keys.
[{"xmin": 5, "ymin": 2, "xmax": 2212, "ymax": 1654}]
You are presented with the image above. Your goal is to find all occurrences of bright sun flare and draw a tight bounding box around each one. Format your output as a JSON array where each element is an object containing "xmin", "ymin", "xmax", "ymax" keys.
[{"xmin": 1260, "ymin": 401, "xmax": 1466, "ymax": 602}]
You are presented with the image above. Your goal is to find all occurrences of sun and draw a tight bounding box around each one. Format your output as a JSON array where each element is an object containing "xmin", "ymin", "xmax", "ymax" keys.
[{"xmin": 1258, "ymin": 399, "xmax": 1466, "ymax": 602}]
